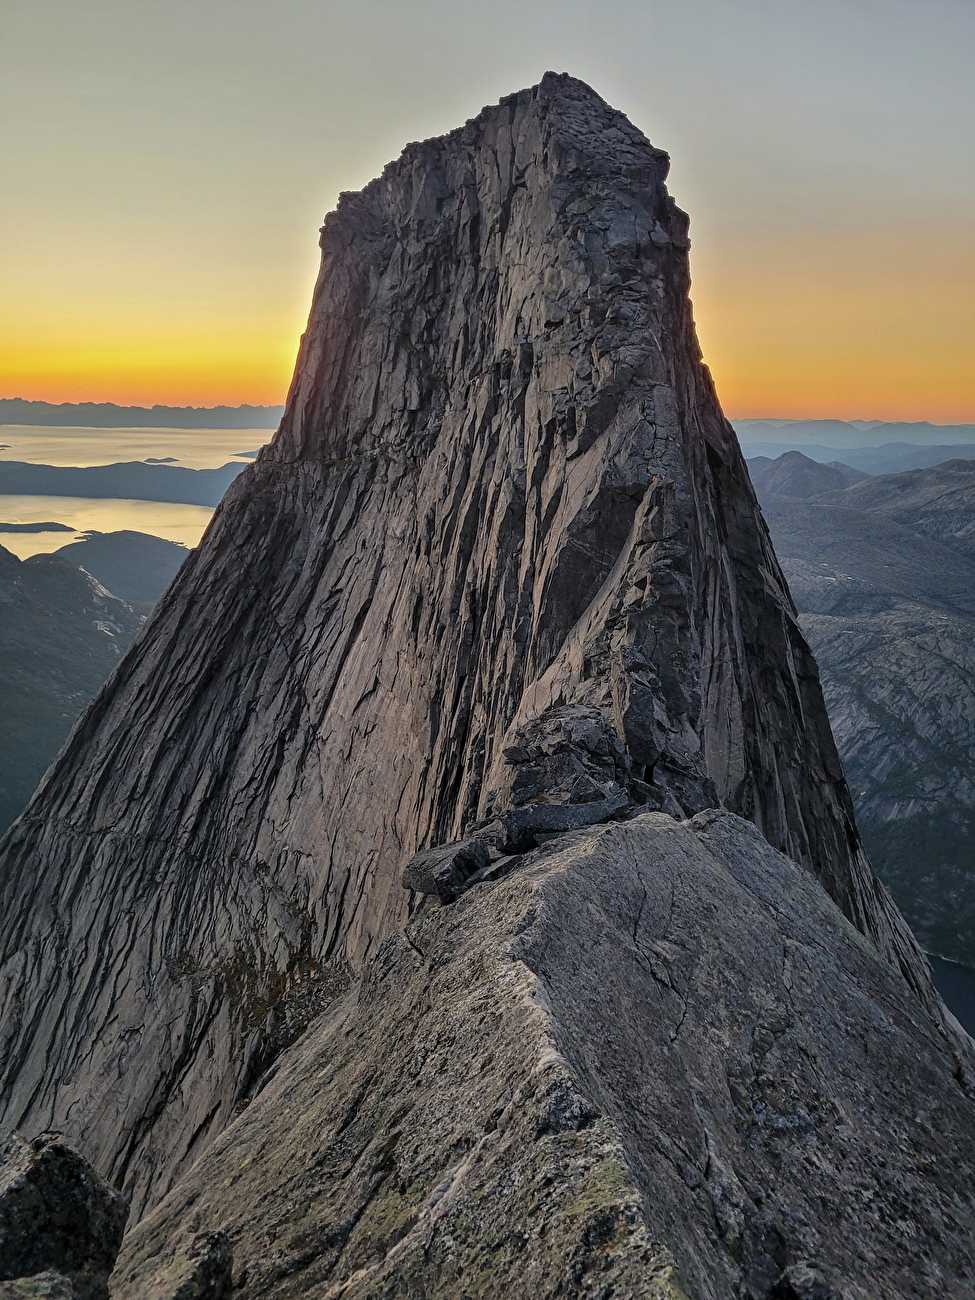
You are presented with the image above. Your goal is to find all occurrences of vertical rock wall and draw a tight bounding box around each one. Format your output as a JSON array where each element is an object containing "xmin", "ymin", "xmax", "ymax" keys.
[{"xmin": 0, "ymin": 74, "xmax": 931, "ymax": 1218}]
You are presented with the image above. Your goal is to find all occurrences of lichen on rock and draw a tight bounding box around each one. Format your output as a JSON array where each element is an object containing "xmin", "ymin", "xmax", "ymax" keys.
[{"xmin": 112, "ymin": 813, "xmax": 975, "ymax": 1297}]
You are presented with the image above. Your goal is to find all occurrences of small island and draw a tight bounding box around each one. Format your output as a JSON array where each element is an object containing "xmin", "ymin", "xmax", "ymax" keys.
[{"xmin": 0, "ymin": 521, "xmax": 74, "ymax": 533}]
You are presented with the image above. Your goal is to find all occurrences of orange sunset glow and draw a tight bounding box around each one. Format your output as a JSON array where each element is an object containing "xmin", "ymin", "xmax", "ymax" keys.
[
  {"xmin": 2, "ymin": 0, "xmax": 972, "ymax": 421},
  {"xmin": 692, "ymin": 223, "xmax": 975, "ymax": 424},
  {"xmin": 0, "ymin": 319, "xmax": 301, "ymax": 409},
  {"xmin": 5, "ymin": 216, "xmax": 974, "ymax": 419}
]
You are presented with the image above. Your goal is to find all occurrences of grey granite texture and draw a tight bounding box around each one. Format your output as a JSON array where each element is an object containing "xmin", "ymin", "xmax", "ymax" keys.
[
  {"xmin": 111, "ymin": 813, "xmax": 975, "ymax": 1299},
  {"xmin": 0, "ymin": 74, "xmax": 940, "ymax": 1219}
]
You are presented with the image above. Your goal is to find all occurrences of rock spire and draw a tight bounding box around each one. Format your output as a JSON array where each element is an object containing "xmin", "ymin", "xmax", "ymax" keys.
[{"xmin": 0, "ymin": 73, "xmax": 938, "ymax": 1219}]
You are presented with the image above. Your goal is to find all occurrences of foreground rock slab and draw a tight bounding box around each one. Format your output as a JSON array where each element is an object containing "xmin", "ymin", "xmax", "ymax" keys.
[{"xmin": 113, "ymin": 812, "xmax": 975, "ymax": 1300}]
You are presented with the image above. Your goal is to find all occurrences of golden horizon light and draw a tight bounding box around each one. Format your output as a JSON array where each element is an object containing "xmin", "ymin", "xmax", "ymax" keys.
[{"xmin": 2, "ymin": 1, "xmax": 972, "ymax": 422}]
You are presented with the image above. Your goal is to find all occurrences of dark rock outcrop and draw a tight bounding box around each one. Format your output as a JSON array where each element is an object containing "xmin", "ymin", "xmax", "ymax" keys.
[
  {"xmin": 747, "ymin": 451, "xmax": 864, "ymax": 498},
  {"xmin": 0, "ymin": 545, "xmax": 144, "ymax": 833},
  {"xmin": 757, "ymin": 461, "xmax": 975, "ymax": 964},
  {"xmin": 0, "ymin": 1273, "xmax": 76, "ymax": 1298},
  {"xmin": 52, "ymin": 532, "xmax": 188, "ymax": 605},
  {"xmin": 401, "ymin": 838, "xmax": 491, "ymax": 903},
  {"xmin": 0, "ymin": 1133, "xmax": 128, "ymax": 1300},
  {"xmin": 111, "ymin": 813, "xmax": 975, "ymax": 1299},
  {"xmin": 0, "ymin": 74, "xmax": 948, "ymax": 1224}
]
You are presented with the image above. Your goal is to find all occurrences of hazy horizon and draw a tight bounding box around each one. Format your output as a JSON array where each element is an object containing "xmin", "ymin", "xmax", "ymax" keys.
[{"xmin": 2, "ymin": 1, "xmax": 973, "ymax": 420}]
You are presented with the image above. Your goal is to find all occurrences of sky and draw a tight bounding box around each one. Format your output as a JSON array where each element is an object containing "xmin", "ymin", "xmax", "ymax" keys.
[{"xmin": 1, "ymin": 0, "xmax": 973, "ymax": 421}]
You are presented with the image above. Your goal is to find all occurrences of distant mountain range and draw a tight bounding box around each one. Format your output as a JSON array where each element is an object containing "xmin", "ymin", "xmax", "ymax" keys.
[
  {"xmin": 748, "ymin": 451, "xmax": 975, "ymax": 965},
  {"xmin": 739, "ymin": 440, "xmax": 975, "ymax": 476},
  {"xmin": 0, "ymin": 459, "xmax": 245, "ymax": 506},
  {"xmin": 0, "ymin": 531, "xmax": 190, "ymax": 833},
  {"xmin": 6, "ymin": 406, "xmax": 970, "ymax": 444},
  {"xmin": 748, "ymin": 451, "xmax": 869, "ymax": 495},
  {"xmin": 0, "ymin": 543, "xmax": 146, "ymax": 833},
  {"xmin": 55, "ymin": 530, "xmax": 190, "ymax": 604},
  {"xmin": 0, "ymin": 398, "xmax": 285, "ymax": 429},
  {"xmin": 735, "ymin": 417, "xmax": 975, "ymax": 447}
]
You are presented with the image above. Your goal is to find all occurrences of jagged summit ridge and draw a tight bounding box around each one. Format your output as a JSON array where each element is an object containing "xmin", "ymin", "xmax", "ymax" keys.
[
  {"xmin": 340, "ymin": 72, "xmax": 669, "ymax": 227},
  {"xmin": 0, "ymin": 75, "xmax": 945, "ymax": 1220},
  {"xmin": 280, "ymin": 72, "xmax": 674, "ymax": 465}
]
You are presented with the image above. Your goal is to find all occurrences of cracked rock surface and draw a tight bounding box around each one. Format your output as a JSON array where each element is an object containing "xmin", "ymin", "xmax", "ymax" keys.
[
  {"xmin": 0, "ymin": 73, "xmax": 944, "ymax": 1218},
  {"xmin": 112, "ymin": 812, "xmax": 975, "ymax": 1299}
]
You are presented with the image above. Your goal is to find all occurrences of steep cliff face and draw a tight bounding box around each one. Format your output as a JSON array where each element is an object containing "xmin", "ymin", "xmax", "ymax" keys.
[{"xmin": 0, "ymin": 74, "xmax": 933, "ymax": 1219}]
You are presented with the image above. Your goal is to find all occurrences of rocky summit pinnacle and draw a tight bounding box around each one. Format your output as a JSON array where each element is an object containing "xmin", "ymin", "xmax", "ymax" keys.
[{"xmin": 0, "ymin": 75, "xmax": 972, "ymax": 1287}]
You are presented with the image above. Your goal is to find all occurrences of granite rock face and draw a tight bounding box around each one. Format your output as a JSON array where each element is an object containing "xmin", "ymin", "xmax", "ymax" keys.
[
  {"xmin": 755, "ymin": 460, "xmax": 975, "ymax": 964},
  {"xmin": 0, "ymin": 74, "xmax": 938, "ymax": 1218},
  {"xmin": 0, "ymin": 1133, "xmax": 128, "ymax": 1300},
  {"xmin": 112, "ymin": 813, "xmax": 975, "ymax": 1299}
]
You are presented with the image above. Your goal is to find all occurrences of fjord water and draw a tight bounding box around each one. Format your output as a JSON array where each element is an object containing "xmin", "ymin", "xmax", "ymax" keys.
[
  {"xmin": 0, "ymin": 425, "xmax": 268, "ymax": 556},
  {"xmin": 929, "ymin": 955, "xmax": 975, "ymax": 1036},
  {"xmin": 0, "ymin": 425, "xmax": 268, "ymax": 469},
  {"xmin": 0, "ymin": 495, "xmax": 216, "ymax": 559}
]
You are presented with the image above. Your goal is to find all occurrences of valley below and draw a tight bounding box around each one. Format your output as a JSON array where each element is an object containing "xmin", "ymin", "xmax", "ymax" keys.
[{"xmin": 750, "ymin": 453, "xmax": 975, "ymax": 968}]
